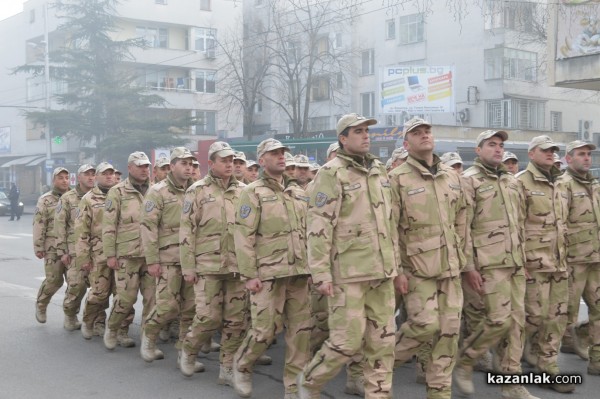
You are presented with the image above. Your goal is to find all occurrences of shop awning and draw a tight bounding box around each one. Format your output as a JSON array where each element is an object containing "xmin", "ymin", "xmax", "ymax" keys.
[{"xmin": 0, "ymin": 155, "xmax": 46, "ymax": 168}]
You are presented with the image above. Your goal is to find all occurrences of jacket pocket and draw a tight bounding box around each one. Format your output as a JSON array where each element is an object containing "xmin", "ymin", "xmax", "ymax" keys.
[
  {"xmin": 336, "ymin": 232, "xmax": 375, "ymax": 279},
  {"xmin": 472, "ymin": 230, "xmax": 506, "ymax": 268},
  {"xmin": 256, "ymin": 235, "xmax": 288, "ymax": 279},
  {"xmin": 195, "ymin": 236, "xmax": 221, "ymax": 272},
  {"xmin": 405, "ymin": 234, "xmax": 444, "ymax": 278}
]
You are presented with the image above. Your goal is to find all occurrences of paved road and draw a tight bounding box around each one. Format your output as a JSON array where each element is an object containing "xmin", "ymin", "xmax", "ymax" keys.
[{"xmin": 0, "ymin": 214, "xmax": 597, "ymax": 398}]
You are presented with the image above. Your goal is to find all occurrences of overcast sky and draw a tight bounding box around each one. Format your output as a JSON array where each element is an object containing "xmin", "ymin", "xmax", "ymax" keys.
[{"xmin": 0, "ymin": 0, "xmax": 26, "ymax": 22}]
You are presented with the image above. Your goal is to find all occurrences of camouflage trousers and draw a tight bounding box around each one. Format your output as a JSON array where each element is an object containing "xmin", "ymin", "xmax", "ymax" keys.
[
  {"xmin": 144, "ymin": 264, "xmax": 195, "ymax": 349},
  {"xmin": 459, "ymin": 268, "xmax": 526, "ymax": 373},
  {"xmin": 309, "ymin": 288, "xmax": 365, "ymax": 381},
  {"xmin": 395, "ymin": 275, "xmax": 463, "ymax": 399},
  {"xmin": 235, "ymin": 275, "xmax": 311, "ymax": 393},
  {"xmin": 107, "ymin": 257, "xmax": 155, "ymax": 331},
  {"xmin": 183, "ymin": 274, "xmax": 248, "ymax": 366},
  {"xmin": 525, "ymin": 270, "xmax": 569, "ymax": 374},
  {"xmin": 81, "ymin": 260, "xmax": 115, "ymax": 327},
  {"xmin": 36, "ymin": 254, "xmax": 66, "ymax": 310},
  {"xmin": 63, "ymin": 260, "xmax": 88, "ymax": 317},
  {"xmin": 303, "ymin": 279, "xmax": 395, "ymax": 398},
  {"xmin": 565, "ymin": 262, "xmax": 600, "ymax": 363}
]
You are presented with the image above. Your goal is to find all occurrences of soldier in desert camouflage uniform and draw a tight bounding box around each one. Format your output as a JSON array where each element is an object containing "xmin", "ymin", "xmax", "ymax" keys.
[
  {"xmin": 33, "ymin": 167, "xmax": 71, "ymax": 324},
  {"xmin": 297, "ymin": 114, "xmax": 403, "ymax": 399},
  {"xmin": 153, "ymin": 156, "xmax": 170, "ymax": 184},
  {"xmin": 55, "ymin": 164, "xmax": 96, "ymax": 331},
  {"xmin": 102, "ymin": 151, "xmax": 155, "ymax": 350},
  {"xmin": 390, "ymin": 118, "xmax": 468, "ymax": 399},
  {"xmin": 139, "ymin": 147, "xmax": 196, "ymax": 365},
  {"xmin": 233, "ymin": 151, "xmax": 248, "ymax": 182},
  {"xmin": 559, "ymin": 140, "xmax": 600, "ymax": 376},
  {"xmin": 517, "ymin": 135, "xmax": 574, "ymax": 393},
  {"xmin": 244, "ymin": 160, "xmax": 260, "ymax": 183},
  {"xmin": 503, "ymin": 151, "xmax": 520, "ymax": 175},
  {"xmin": 453, "ymin": 130, "xmax": 537, "ymax": 399},
  {"xmin": 191, "ymin": 159, "xmax": 201, "ymax": 182},
  {"xmin": 231, "ymin": 138, "xmax": 312, "ymax": 399},
  {"xmin": 75, "ymin": 162, "xmax": 126, "ymax": 339},
  {"xmin": 178, "ymin": 142, "xmax": 247, "ymax": 383},
  {"xmin": 293, "ymin": 154, "xmax": 312, "ymax": 190}
]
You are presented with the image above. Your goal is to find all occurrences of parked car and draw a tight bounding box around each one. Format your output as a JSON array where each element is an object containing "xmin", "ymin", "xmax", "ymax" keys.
[{"xmin": 0, "ymin": 191, "xmax": 24, "ymax": 216}]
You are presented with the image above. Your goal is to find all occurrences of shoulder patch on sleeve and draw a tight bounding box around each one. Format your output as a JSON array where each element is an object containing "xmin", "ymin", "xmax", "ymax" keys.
[
  {"xmin": 145, "ymin": 200, "xmax": 155, "ymax": 213},
  {"xmin": 240, "ymin": 204, "xmax": 251, "ymax": 219},
  {"xmin": 183, "ymin": 200, "xmax": 192, "ymax": 214},
  {"xmin": 105, "ymin": 199, "xmax": 112, "ymax": 211},
  {"xmin": 55, "ymin": 201, "xmax": 62, "ymax": 214},
  {"xmin": 315, "ymin": 192, "xmax": 328, "ymax": 207}
]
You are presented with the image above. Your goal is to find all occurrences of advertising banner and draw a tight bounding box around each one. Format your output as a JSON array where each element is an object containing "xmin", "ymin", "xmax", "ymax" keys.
[
  {"xmin": 381, "ymin": 66, "xmax": 455, "ymax": 114},
  {"xmin": 556, "ymin": 1, "xmax": 600, "ymax": 59}
]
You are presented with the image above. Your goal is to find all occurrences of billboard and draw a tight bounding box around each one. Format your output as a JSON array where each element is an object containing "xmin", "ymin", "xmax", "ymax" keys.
[
  {"xmin": 556, "ymin": 1, "xmax": 600, "ymax": 59},
  {"xmin": 380, "ymin": 66, "xmax": 455, "ymax": 114}
]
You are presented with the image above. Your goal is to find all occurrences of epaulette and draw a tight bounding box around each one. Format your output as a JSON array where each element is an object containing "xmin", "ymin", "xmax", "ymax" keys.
[
  {"xmin": 462, "ymin": 166, "xmax": 480, "ymax": 178},
  {"xmin": 515, "ymin": 170, "xmax": 527, "ymax": 178}
]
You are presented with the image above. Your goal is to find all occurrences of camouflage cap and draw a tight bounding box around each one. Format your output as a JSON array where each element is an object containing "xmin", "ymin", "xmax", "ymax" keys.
[
  {"xmin": 257, "ymin": 138, "xmax": 290, "ymax": 159},
  {"xmin": 566, "ymin": 140, "xmax": 597, "ymax": 154},
  {"xmin": 127, "ymin": 151, "xmax": 151, "ymax": 166},
  {"xmin": 440, "ymin": 152, "xmax": 463, "ymax": 167},
  {"xmin": 208, "ymin": 141, "xmax": 235, "ymax": 159},
  {"xmin": 246, "ymin": 160, "xmax": 259, "ymax": 169},
  {"xmin": 114, "ymin": 169, "xmax": 122, "ymax": 175},
  {"xmin": 294, "ymin": 154, "xmax": 311, "ymax": 168},
  {"xmin": 95, "ymin": 162, "xmax": 115, "ymax": 174},
  {"xmin": 336, "ymin": 113, "xmax": 377, "ymax": 135},
  {"xmin": 385, "ymin": 158, "xmax": 393, "ymax": 169},
  {"xmin": 170, "ymin": 146, "xmax": 195, "ymax": 162},
  {"xmin": 391, "ymin": 147, "xmax": 409, "ymax": 161},
  {"xmin": 285, "ymin": 151, "xmax": 296, "ymax": 167},
  {"xmin": 326, "ymin": 142, "xmax": 340, "ymax": 158},
  {"xmin": 528, "ymin": 135, "xmax": 560, "ymax": 152},
  {"xmin": 403, "ymin": 117, "xmax": 432, "ymax": 135},
  {"xmin": 553, "ymin": 153, "xmax": 562, "ymax": 163},
  {"xmin": 502, "ymin": 151, "xmax": 518, "ymax": 162},
  {"xmin": 154, "ymin": 156, "xmax": 170, "ymax": 168},
  {"xmin": 309, "ymin": 162, "xmax": 320, "ymax": 172},
  {"xmin": 233, "ymin": 151, "xmax": 248, "ymax": 164},
  {"xmin": 77, "ymin": 164, "xmax": 95, "ymax": 174},
  {"xmin": 476, "ymin": 129, "xmax": 508, "ymax": 147},
  {"xmin": 52, "ymin": 166, "xmax": 69, "ymax": 178},
  {"xmin": 192, "ymin": 159, "xmax": 199, "ymax": 166}
]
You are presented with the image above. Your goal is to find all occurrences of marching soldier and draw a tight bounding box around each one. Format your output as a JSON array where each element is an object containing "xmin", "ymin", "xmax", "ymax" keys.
[
  {"xmin": 139, "ymin": 147, "xmax": 197, "ymax": 365},
  {"xmin": 244, "ymin": 160, "xmax": 260, "ymax": 183},
  {"xmin": 191, "ymin": 159, "xmax": 201, "ymax": 181},
  {"xmin": 298, "ymin": 113, "xmax": 403, "ymax": 399},
  {"xmin": 293, "ymin": 154, "xmax": 312, "ymax": 190},
  {"xmin": 102, "ymin": 151, "xmax": 155, "ymax": 350},
  {"xmin": 233, "ymin": 151, "xmax": 248, "ymax": 182},
  {"xmin": 232, "ymin": 139, "xmax": 312, "ymax": 399},
  {"xmin": 284, "ymin": 151, "xmax": 296, "ymax": 179},
  {"xmin": 55, "ymin": 164, "xmax": 96, "ymax": 331},
  {"xmin": 559, "ymin": 140, "xmax": 600, "ymax": 376},
  {"xmin": 178, "ymin": 142, "xmax": 246, "ymax": 382},
  {"xmin": 153, "ymin": 156, "xmax": 170, "ymax": 184},
  {"xmin": 517, "ymin": 135, "xmax": 574, "ymax": 393},
  {"xmin": 33, "ymin": 167, "xmax": 71, "ymax": 324},
  {"xmin": 503, "ymin": 151, "xmax": 520, "ymax": 175},
  {"xmin": 440, "ymin": 152, "xmax": 464, "ymax": 174},
  {"xmin": 390, "ymin": 118, "xmax": 468, "ymax": 399},
  {"xmin": 453, "ymin": 130, "xmax": 537, "ymax": 399},
  {"xmin": 75, "ymin": 162, "xmax": 125, "ymax": 339}
]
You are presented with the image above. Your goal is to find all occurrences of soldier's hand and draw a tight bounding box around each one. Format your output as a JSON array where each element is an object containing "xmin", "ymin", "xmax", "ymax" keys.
[
  {"xmin": 35, "ymin": 251, "xmax": 45, "ymax": 259},
  {"xmin": 245, "ymin": 278, "xmax": 263, "ymax": 293},
  {"xmin": 148, "ymin": 263, "xmax": 162, "ymax": 278},
  {"xmin": 81, "ymin": 263, "xmax": 93, "ymax": 272},
  {"xmin": 463, "ymin": 270, "xmax": 483, "ymax": 294},
  {"xmin": 183, "ymin": 273, "xmax": 198, "ymax": 284},
  {"xmin": 61, "ymin": 254, "xmax": 71, "ymax": 265},
  {"xmin": 524, "ymin": 269, "xmax": 532, "ymax": 280},
  {"xmin": 394, "ymin": 275, "xmax": 409, "ymax": 295},
  {"xmin": 316, "ymin": 282, "xmax": 334, "ymax": 297},
  {"xmin": 107, "ymin": 256, "xmax": 119, "ymax": 270}
]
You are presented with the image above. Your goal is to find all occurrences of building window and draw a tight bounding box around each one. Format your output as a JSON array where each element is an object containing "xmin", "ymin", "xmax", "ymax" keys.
[
  {"xmin": 486, "ymin": 98, "xmax": 545, "ymax": 129},
  {"xmin": 308, "ymin": 116, "xmax": 330, "ymax": 132},
  {"xmin": 361, "ymin": 49, "xmax": 374, "ymax": 76},
  {"xmin": 195, "ymin": 70, "xmax": 216, "ymax": 93},
  {"xmin": 335, "ymin": 72, "xmax": 344, "ymax": 89},
  {"xmin": 361, "ymin": 92, "xmax": 375, "ymax": 117},
  {"xmin": 484, "ymin": 48, "xmax": 537, "ymax": 82},
  {"xmin": 386, "ymin": 19, "xmax": 396, "ymax": 40},
  {"xmin": 194, "ymin": 28, "xmax": 217, "ymax": 57},
  {"xmin": 286, "ymin": 41, "xmax": 299, "ymax": 64},
  {"xmin": 254, "ymin": 97, "xmax": 263, "ymax": 114},
  {"xmin": 333, "ymin": 32, "xmax": 343, "ymax": 49},
  {"xmin": 200, "ymin": 0, "xmax": 211, "ymax": 11},
  {"xmin": 195, "ymin": 111, "xmax": 216, "ymax": 135},
  {"xmin": 316, "ymin": 36, "xmax": 329, "ymax": 55},
  {"xmin": 551, "ymin": 112, "xmax": 562, "ymax": 132},
  {"xmin": 311, "ymin": 76, "xmax": 330, "ymax": 102},
  {"xmin": 399, "ymin": 14, "xmax": 424, "ymax": 44},
  {"xmin": 504, "ymin": 2, "xmax": 536, "ymax": 33},
  {"xmin": 136, "ymin": 26, "xmax": 168, "ymax": 48}
]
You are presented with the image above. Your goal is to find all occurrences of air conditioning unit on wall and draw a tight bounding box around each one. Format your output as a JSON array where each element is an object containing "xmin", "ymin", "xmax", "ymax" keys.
[
  {"xmin": 579, "ymin": 120, "xmax": 593, "ymax": 141},
  {"xmin": 456, "ymin": 108, "xmax": 470, "ymax": 123}
]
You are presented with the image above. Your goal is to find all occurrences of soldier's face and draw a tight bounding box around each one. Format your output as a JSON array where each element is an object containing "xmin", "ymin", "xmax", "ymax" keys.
[
  {"xmin": 245, "ymin": 165, "xmax": 259, "ymax": 182},
  {"xmin": 114, "ymin": 173, "xmax": 122, "ymax": 182},
  {"xmin": 404, "ymin": 125, "xmax": 434, "ymax": 154},
  {"xmin": 128, "ymin": 163, "xmax": 150, "ymax": 181},
  {"xmin": 78, "ymin": 170, "xmax": 96, "ymax": 190},
  {"xmin": 259, "ymin": 148, "xmax": 286, "ymax": 176},
  {"xmin": 296, "ymin": 166, "xmax": 310, "ymax": 185},
  {"xmin": 503, "ymin": 159, "xmax": 519, "ymax": 174},
  {"xmin": 96, "ymin": 170, "xmax": 115, "ymax": 187},
  {"xmin": 528, "ymin": 147, "xmax": 555, "ymax": 170},
  {"xmin": 284, "ymin": 165, "xmax": 296, "ymax": 178},
  {"xmin": 53, "ymin": 172, "xmax": 70, "ymax": 193},
  {"xmin": 209, "ymin": 155, "xmax": 234, "ymax": 179},
  {"xmin": 233, "ymin": 159, "xmax": 247, "ymax": 179},
  {"xmin": 476, "ymin": 136, "xmax": 505, "ymax": 167},
  {"xmin": 340, "ymin": 123, "xmax": 370, "ymax": 155},
  {"xmin": 566, "ymin": 147, "xmax": 592, "ymax": 174},
  {"xmin": 191, "ymin": 164, "xmax": 201, "ymax": 181},
  {"xmin": 154, "ymin": 165, "xmax": 170, "ymax": 181},
  {"xmin": 171, "ymin": 158, "xmax": 194, "ymax": 181}
]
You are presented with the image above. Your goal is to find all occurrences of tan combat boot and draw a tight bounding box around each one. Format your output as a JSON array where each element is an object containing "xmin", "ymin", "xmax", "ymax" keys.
[
  {"xmin": 344, "ymin": 374, "xmax": 365, "ymax": 396},
  {"xmin": 523, "ymin": 339, "xmax": 538, "ymax": 368},
  {"xmin": 232, "ymin": 359, "xmax": 252, "ymax": 398},
  {"xmin": 218, "ymin": 364, "xmax": 234, "ymax": 386},
  {"xmin": 140, "ymin": 331, "xmax": 163, "ymax": 362},
  {"xmin": 501, "ymin": 384, "xmax": 540, "ymax": 399},
  {"xmin": 571, "ymin": 323, "xmax": 590, "ymax": 360},
  {"xmin": 117, "ymin": 329, "xmax": 135, "ymax": 348},
  {"xmin": 178, "ymin": 349, "xmax": 204, "ymax": 376},
  {"xmin": 474, "ymin": 350, "xmax": 493, "ymax": 372},
  {"xmin": 158, "ymin": 325, "xmax": 170, "ymax": 342},
  {"xmin": 104, "ymin": 329, "xmax": 118, "ymax": 350},
  {"xmin": 93, "ymin": 323, "xmax": 105, "ymax": 336},
  {"xmin": 588, "ymin": 362, "xmax": 600, "ymax": 376},
  {"xmin": 81, "ymin": 322, "xmax": 94, "ymax": 340},
  {"xmin": 201, "ymin": 339, "xmax": 221, "ymax": 354},
  {"xmin": 453, "ymin": 365, "xmax": 475, "ymax": 395},
  {"xmin": 296, "ymin": 372, "xmax": 320, "ymax": 399},
  {"xmin": 35, "ymin": 303, "xmax": 46, "ymax": 324},
  {"xmin": 64, "ymin": 315, "xmax": 82, "ymax": 331}
]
